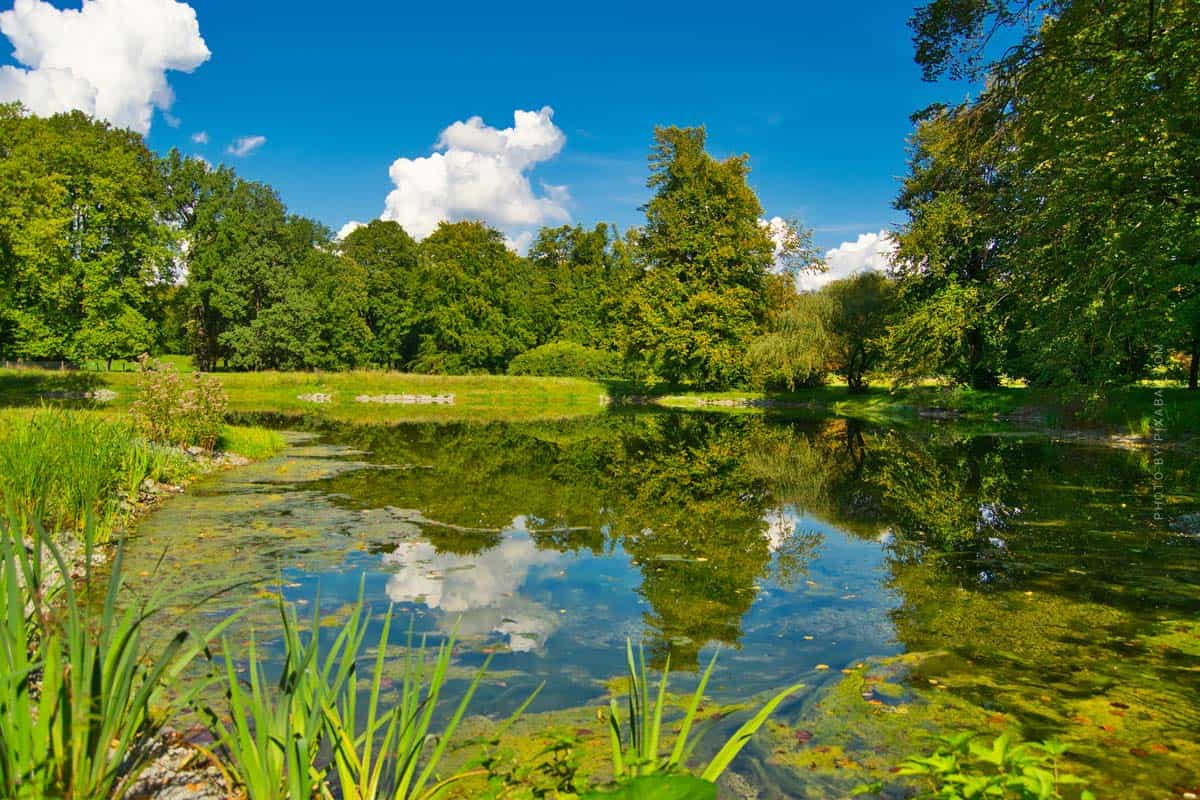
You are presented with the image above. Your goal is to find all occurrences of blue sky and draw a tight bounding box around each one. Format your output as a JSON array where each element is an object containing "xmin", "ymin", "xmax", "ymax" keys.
[{"xmin": 1, "ymin": 0, "xmax": 973, "ymax": 262}]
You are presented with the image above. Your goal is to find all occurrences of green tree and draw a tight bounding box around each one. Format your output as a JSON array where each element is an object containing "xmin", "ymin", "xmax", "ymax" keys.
[
  {"xmin": 888, "ymin": 104, "xmax": 1010, "ymax": 389},
  {"xmin": 408, "ymin": 221, "xmax": 537, "ymax": 373},
  {"xmin": 0, "ymin": 106, "xmax": 169, "ymax": 364},
  {"xmin": 822, "ymin": 272, "xmax": 896, "ymax": 393},
  {"xmin": 904, "ymin": 0, "xmax": 1200, "ymax": 388},
  {"xmin": 338, "ymin": 220, "xmax": 420, "ymax": 368},
  {"xmin": 747, "ymin": 292, "xmax": 831, "ymax": 391},
  {"xmin": 176, "ymin": 167, "xmax": 292, "ymax": 370},
  {"xmin": 621, "ymin": 127, "xmax": 777, "ymax": 388},
  {"xmin": 527, "ymin": 223, "xmax": 629, "ymax": 351}
]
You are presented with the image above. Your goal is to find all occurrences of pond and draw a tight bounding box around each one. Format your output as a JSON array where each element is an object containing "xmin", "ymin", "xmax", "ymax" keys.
[{"xmin": 123, "ymin": 410, "xmax": 1200, "ymax": 798}]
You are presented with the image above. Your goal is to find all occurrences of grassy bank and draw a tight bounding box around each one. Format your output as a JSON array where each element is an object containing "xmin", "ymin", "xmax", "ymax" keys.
[
  {"xmin": 0, "ymin": 368, "xmax": 609, "ymax": 423},
  {"xmin": 0, "ymin": 408, "xmax": 284, "ymax": 543}
]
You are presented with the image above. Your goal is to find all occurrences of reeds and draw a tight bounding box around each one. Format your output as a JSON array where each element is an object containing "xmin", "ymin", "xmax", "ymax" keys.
[
  {"xmin": 201, "ymin": 584, "xmax": 521, "ymax": 800},
  {"xmin": 607, "ymin": 640, "xmax": 804, "ymax": 783},
  {"xmin": 0, "ymin": 408, "xmax": 193, "ymax": 543},
  {"xmin": 0, "ymin": 510, "xmax": 238, "ymax": 799}
]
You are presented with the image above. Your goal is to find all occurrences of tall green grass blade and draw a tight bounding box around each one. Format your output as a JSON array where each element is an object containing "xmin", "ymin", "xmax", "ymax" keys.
[
  {"xmin": 698, "ymin": 681, "xmax": 804, "ymax": 782},
  {"xmin": 668, "ymin": 649, "xmax": 719, "ymax": 770}
]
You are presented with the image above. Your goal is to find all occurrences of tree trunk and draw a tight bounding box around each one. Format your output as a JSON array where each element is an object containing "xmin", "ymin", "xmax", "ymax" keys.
[{"xmin": 1189, "ymin": 338, "xmax": 1198, "ymax": 390}]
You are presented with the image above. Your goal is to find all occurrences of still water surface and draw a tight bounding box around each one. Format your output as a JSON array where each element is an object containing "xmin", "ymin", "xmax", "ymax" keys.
[{"xmin": 126, "ymin": 411, "xmax": 1200, "ymax": 798}]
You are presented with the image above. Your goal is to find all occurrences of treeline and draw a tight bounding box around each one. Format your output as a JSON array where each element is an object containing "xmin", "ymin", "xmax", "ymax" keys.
[
  {"xmin": 2, "ymin": 0, "xmax": 1197, "ymax": 394},
  {"xmin": 0, "ymin": 108, "xmax": 835, "ymax": 388}
]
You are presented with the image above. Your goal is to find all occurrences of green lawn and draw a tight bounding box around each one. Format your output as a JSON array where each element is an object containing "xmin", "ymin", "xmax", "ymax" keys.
[{"xmin": 0, "ymin": 367, "xmax": 610, "ymax": 423}]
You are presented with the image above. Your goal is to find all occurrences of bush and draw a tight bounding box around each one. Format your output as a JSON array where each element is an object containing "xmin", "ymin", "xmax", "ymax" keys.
[
  {"xmin": 130, "ymin": 355, "xmax": 227, "ymax": 451},
  {"xmin": 507, "ymin": 342, "xmax": 622, "ymax": 379}
]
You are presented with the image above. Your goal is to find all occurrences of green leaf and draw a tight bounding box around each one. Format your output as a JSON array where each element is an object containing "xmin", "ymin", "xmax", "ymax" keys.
[{"xmin": 584, "ymin": 775, "xmax": 717, "ymax": 800}]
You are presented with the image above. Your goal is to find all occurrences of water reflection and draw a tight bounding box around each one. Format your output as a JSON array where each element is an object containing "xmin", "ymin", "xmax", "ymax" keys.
[
  {"xmin": 383, "ymin": 525, "xmax": 565, "ymax": 653},
  {"xmin": 124, "ymin": 411, "xmax": 1200, "ymax": 797}
]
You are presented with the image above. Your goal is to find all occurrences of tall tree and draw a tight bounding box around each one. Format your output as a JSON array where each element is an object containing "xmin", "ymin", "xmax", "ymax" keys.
[
  {"xmin": 408, "ymin": 221, "xmax": 537, "ymax": 373},
  {"xmin": 822, "ymin": 272, "xmax": 897, "ymax": 393},
  {"xmin": 177, "ymin": 168, "xmax": 292, "ymax": 370},
  {"xmin": 902, "ymin": 0, "xmax": 1200, "ymax": 388},
  {"xmin": 888, "ymin": 104, "xmax": 1010, "ymax": 389},
  {"xmin": 338, "ymin": 220, "xmax": 420, "ymax": 368},
  {"xmin": 0, "ymin": 106, "xmax": 168, "ymax": 365},
  {"xmin": 621, "ymin": 127, "xmax": 777, "ymax": 388},
  {"xmin": 528, "ymin": 223, "xmax": 630, "ymax": 351}
]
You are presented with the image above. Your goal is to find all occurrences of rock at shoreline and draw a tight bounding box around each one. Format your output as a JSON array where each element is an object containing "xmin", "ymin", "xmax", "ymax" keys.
[
  {"xmin": 297, "ymin": 392, "xmax": 333, "ymax": 404},
  {"xmin": 37, "ymin": 388, "xmax": 118, "ymax": 402},
  {"xmin": 354, "ymin": 393, "xmax": 455, "ymax": 405},
  {"xmin": 694, "ymin": 397, "xmax": 823, "ymax": 410},
  {"xmin": 124, "ymin": 731, "xmax": 228, "ymax": 800}
]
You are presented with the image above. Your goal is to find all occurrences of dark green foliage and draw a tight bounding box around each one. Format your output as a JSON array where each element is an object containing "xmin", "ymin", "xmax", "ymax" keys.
[
  {"xmin": 339, "ymin": 220, "xmax": 421, "ymax": 368},
  {"xmin": 899, "ymin": 0, "xmax": 1200, "ymax": 388},
  {"xmin": 822, "ymin": 272, "xmax": 896, "ymax": 393},
  {"xmin": 527, "ymin": 223, "xmax": 633, "ymax": 351},
  {"xmin": 508, "ymin": 341, "xmax": 623, "ymax": 379},
  {"xmin": 749, "ymin": 273, "xmax": 896, "ymax": 392},
  {"xmin": 888, "ymin": 104, "xmax": 1008, "ymax": 389},
  {"xmin": 407, "ymin": 221, "xmax": 537, "ymax": 374}
]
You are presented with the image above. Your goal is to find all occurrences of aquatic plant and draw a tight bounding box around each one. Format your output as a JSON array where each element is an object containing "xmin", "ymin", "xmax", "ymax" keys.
[
  {"xmin": 321, "ymin": 612, "xmax": 527, "ymax": 800},
  {"xmin": 199, "ymin": 597, "xmax": 345, "ymax": 800},
  {"xmin": 853, "ymin": 732, "xmax": 1095, "ymax": 800},
  {"xmin": 202, "ymin": 586, "xmax": 512, "ymax": 800},
  {"xmin": 0, "ymin": 511, "xmax": 236, "ymax": 800},
  {"xmin": 606, "ymin": 640, "xmax": 803, "ymax": 783}
]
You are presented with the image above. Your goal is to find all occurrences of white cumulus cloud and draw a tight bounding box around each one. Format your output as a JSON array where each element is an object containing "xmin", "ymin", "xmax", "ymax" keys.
[
  {"xmin": 380, "ymin": 106, "xmax": 571, "ymax": 243},
  {"xmin": 190, "ymin": 129, "xmax": 208, "ymax": 144},
  {"xmin": 335, "ymin": 220, "xmax": 366, "ymax": 241},
  {"xmin": 227, "ymin": 134, "xmax": 266, "ymax": 157},
  {"xmin": 0, "ymin": 0, "xmax": 209, "ymax": 135},
  {"xmin": 799, "ymin": 230, "xmax": 896, "ymax": 292}
]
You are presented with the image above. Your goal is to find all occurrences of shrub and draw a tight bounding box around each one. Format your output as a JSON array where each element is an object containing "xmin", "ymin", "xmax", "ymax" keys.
[
  {"xmin": 130, "ymin": 355, "xmax": 227, "ymax": 451},
  {"xmin": 508, "ymin": 342, "xmax": 622, "ymax": 379}
]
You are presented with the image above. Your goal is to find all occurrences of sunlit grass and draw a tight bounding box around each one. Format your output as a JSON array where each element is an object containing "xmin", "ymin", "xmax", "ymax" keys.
[
  {"xmin": 0, "ymin": 368, "xmax": 610, "ymax": 423},
  {"xmin": 0, "ymin": 408, "xmax": 194, "ymax": 543},
  {"xmin": 218, "ymin": 425, "xmax": 287, "ymax": 460}
]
